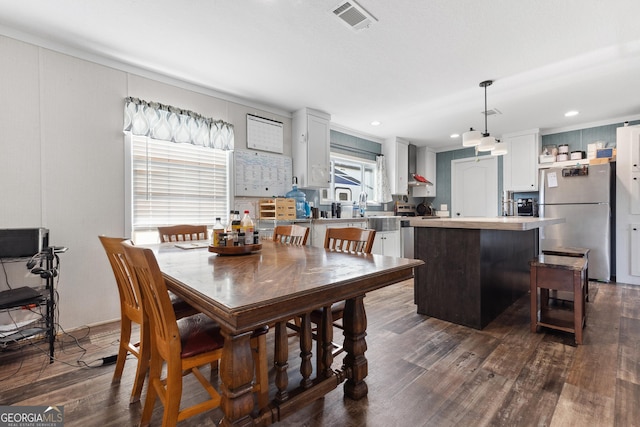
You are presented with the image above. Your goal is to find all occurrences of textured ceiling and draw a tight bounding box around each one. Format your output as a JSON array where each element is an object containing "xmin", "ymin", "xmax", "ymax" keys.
[{"xmin": 1, "ymin": 0, "xmax": 639, "ymax": 149}]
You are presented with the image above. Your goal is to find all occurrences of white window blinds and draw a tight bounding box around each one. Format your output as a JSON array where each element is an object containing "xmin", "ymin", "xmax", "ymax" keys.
[{"xmin": 131, "ymin": 135, "xmax": 229, "ymax": 231}]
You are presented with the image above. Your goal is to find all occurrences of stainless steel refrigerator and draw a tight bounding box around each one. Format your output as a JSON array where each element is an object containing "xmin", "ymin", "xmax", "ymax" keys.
[{"xmin": 538, "ymin": 163, "xmax": 615, "ymax": 281}]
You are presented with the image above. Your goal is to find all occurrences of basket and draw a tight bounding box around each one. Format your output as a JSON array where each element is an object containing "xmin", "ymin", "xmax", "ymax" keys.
[{"xmin": 259, "ymin": 198, "xmax": 296, "ymax": 220}]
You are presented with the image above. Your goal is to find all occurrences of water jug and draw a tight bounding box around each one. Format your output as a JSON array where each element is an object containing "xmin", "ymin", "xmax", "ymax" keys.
[{"xmin": 286, "ymin": 177, "xmax": 306, "ymax": 219}]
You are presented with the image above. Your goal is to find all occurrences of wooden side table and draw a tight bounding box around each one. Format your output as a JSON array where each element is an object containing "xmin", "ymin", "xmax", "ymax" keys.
[
  {"xmin": 541, "ymin": 247, "xmax": 590, "ymax": 301},
  {"xmin": 530, "ymin": 254, "xmax": 587, "ymax": 344}
]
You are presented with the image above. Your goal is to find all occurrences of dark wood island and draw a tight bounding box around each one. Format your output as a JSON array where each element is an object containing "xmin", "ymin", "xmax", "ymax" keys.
[{"xmin": 410, "ymin": 217, "xmax": 564, "ymax": 329}]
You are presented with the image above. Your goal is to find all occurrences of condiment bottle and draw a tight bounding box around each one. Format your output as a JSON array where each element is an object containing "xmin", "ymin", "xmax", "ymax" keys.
[
  {"xmin": 212, "ymin": 218, "xmax": 224, "ymax": 247},
  {"xmin": 240, "ymin": 210, "xmax": 254, "ymax": 245}
]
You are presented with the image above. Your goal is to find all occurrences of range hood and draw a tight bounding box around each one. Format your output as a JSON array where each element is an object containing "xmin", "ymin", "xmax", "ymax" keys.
[{"xmin": 407, "ymin": 144, "xmax": 433, "ymax": 186}]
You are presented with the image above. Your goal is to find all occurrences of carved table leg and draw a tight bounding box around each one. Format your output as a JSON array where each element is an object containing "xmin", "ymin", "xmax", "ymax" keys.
[
  {"xmin": 342, "ymin": 295, "xmax": 368, "ymax": 400},
  {"xmin": 299, "ymin": 313, "xmax": 313, "ymax": 389},
  {"xmin": 219, "ymin": 330, "xmax": 256, "ymax": 427},
  {"xmin": 274, "ymin": 321, "xmax": 289, "ymax": 403}
]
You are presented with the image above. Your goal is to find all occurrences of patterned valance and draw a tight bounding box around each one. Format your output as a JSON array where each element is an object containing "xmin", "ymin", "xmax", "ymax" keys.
[{"xmin": 123, "ymin": 97, "xmax": 234, "ymax": 150}]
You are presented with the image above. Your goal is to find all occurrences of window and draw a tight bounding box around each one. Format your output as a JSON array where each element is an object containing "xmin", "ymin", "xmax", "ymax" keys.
[
  {"xmin": 126, "ymin": 135, "xmax": 229, "ymax": 243},
  {"xmin": 325, "ymin": 154, "xmax": 375, "ymax": 204}
]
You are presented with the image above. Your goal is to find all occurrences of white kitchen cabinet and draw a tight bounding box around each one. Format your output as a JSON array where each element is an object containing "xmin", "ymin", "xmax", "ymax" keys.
[
  {"xmin": 371, "ymin": 230, "xmax": 400, "ymax": 257},
  {"xmin": 502, "ymin": 129, "xmax": 540, "ymax": 192},
  {"xmin": 383, "ymin": 138, "xmax": 409, "ymax": 195},
  {"xmin": 632, "ymin": 172, "xmax": 640, "ymax": 215},
  {"xmin": 292, "ymin": 108, "xmax": 331, "ymax": 188},
  {"xmin": 632, "ymin": 225, "xmax": 640, "ymax": 277},
  {"xmin": 632, "ymin": 129, "xmax": 640, "ymax": 173},
  {"xmin": 412, "ymin": 146, "xmax": 437, "ymax": 197}
]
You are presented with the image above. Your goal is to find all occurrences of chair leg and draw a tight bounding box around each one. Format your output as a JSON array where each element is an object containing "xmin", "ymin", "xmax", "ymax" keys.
[
  {"xmin": 130, "ymin": 320, "xmax": 149, "ymax": 404},
  {"xmin": 162, "ymin": 362, "xmax": 183, "ymax": 427},
  {"xmin": 113, "ymin": 317, "xmax": 132, "ymax": 383},
  {"xmin": 140, "ymin": 354, "xmax": 161, "ymax": 427}
]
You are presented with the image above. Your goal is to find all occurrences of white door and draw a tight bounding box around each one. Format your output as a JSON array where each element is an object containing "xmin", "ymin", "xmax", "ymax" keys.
[{"xmin": 451, "ymin": 156, "xmax": 498, "ymax": 218}]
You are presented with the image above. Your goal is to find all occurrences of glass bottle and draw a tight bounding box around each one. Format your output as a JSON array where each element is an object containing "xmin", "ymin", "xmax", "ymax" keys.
[{"xmin": 212, "ymin": 217, "xmax": 224, "ymax": 247}]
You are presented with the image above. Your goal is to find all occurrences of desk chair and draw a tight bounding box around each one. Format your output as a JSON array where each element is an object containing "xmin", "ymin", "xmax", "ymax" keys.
[
  {"xmin": 98, "ymin": 236, "xmax": 198, "ymax": 404},
  {"xmin": 121, "ymin": 242, "xmax": 268, "ymax": 426},
  {"xmin": 273, "ymin": 224, "xmax": 309, "ymax": 246},
  {"xmin": 314, "ymin": 227, "xmax": 376, "ymax": 373},
  {"xmin": 157, "ymin": 224, "xmax": 208, "ymax": 243}
]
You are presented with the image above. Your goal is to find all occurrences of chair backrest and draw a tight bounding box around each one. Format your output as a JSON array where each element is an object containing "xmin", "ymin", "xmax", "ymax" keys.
[
  {"xmin": 324, "ymin": 227, "xmax": 376, "ymax": 254},
  {"xmin": 98, "ymin": 236, "xmax": 143, "ymax": 323},
  {"xmin": 121, "ymin": 241, "xmax": 180, "ymax": 360},
  {"xmin": 157, "ymin": 225, "xmax": 208, "ymax": 243},
  {"xmin": 273, "ymin": 224, "xmax": 310, "ymax": 246}
]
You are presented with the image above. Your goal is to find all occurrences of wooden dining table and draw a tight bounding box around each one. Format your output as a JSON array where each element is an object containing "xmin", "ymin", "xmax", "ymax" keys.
[{"xmin": 147, "ymin": 240, "xmax": 423, "ymax": 426}]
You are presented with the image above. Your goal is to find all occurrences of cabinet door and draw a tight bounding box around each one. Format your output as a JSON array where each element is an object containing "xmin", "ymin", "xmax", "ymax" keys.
[
  {"xmin": 503, "ymin": 131, "xmax": 539, "ymax": 191},
  {"xmin": 307, "ymin": 114, "xmax": 331, "ymax": 188},
  {"xmin": 632, "ymin": 127, "xmax": 640, "ymax": 173},
  {"xmin": 632, "ymin": 225, "xmax": 640, "ymax": 277},
  {"xmin": 371, "ymin": 230, "xmax": 400, "ymax": 257},
  {"xmin": 632, "ymin": 172, "xmax": 640, "ymax": 215},
  {"xmin": 397, "ymin": 142, "xmax": 408, "ymax": 195}
]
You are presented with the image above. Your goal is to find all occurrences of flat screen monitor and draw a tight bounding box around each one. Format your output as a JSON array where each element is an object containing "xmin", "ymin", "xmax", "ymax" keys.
[{"xmin": 0, "ymin": 228, "xmax": 49, "ymax": 258}]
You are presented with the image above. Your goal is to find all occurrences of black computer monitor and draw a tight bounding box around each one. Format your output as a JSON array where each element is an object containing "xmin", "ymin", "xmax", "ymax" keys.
[{"xmin": 0, "ymin": 228, "xmax": 49, "ymax": 258}]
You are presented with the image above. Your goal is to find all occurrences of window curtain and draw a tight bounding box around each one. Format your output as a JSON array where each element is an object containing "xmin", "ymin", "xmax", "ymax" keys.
[
  {"xmin": 374, "ymin": 155, "xmax": 393, "ymax": 203},
  {"xmin": 123, "ymin": 97, "xmax": 234, "ymax": 150}
]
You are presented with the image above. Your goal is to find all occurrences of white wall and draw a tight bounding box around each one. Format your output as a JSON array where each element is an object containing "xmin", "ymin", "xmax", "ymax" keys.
[{"xmin": 0, "ymin": 35, "xmax": 292, "ymax": 330}]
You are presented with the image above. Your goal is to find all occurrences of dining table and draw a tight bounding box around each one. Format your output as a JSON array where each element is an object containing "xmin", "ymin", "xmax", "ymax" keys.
[{"xmin": 147, "ymin": 240, "xmax": 423, "ymax": 426}]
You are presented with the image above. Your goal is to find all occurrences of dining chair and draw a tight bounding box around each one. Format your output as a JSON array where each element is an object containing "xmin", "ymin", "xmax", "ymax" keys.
[
  {"xmin": 98, "ymin": 236, "xmax": 199, "ymax": 404},
  {"xmin": 120, "ymin": 241, "xmax": 268, "ymax": 426},
  {"xmin": 273, "ymin": 224, "xmax": 310, "ymax": 246},
  {"xmin": 157, "ymin": 224, "xmax": 208, "ymax": 243},
  {"xmin": 313, "ymin": 227, "xmax": 376, "ymax": 372}
]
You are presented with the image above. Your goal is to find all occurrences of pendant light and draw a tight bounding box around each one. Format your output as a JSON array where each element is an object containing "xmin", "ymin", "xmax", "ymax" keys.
[
  {"xmin": 476, "ymin": 80, "xmax": 495, "ymax": 152},
  {"xmin": 462, "ymin": 80, "xmax": 507, "ymax": 155}
]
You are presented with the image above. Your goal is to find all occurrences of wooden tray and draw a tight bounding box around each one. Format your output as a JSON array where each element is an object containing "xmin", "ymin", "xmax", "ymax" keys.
[{"xmin": 208, "ymin": 244, "xmax": 262, "ymax": 255}]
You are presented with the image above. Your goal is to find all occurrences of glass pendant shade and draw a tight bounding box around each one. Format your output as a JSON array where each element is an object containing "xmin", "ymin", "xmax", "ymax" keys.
[
  {"xmin": 462, "ymin": 129, "xmax": 482, "ymax": 147},
  {"xmin": 477, "ymin": 135, "xmax": 496, "ymax": 152},
  {"xmin": 491, "ymin": 141, "xmax": 508, "ymax": 156}
]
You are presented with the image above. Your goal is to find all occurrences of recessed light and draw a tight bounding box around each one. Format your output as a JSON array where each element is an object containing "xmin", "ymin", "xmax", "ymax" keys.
[
  {"xmin": 565, "ymin": 110, "xmax": 579, "ymax": 117},
  {"xmin": 450, "ymin": 133, "xmax": 460, "ymax": 138},
  {"xmin": 371, "ymin": 121, "xmax": 381, "ymax": 126}
]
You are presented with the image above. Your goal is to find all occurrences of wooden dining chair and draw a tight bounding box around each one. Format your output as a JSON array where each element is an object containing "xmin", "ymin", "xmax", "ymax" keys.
[
  {"xmin": 120, "ymin": 241, "xmax": 268, "ymax": 426},
  {"xmin": 273, "ymin": 224, "xmax": 309, "ymax": 245},
  {"xmin": 313, "ymin": 227, "xmax": 376, "ymax": 372},
  {"xmin": 98, "ymin": 236, "xmax": 198, "ymax": 404},
  {"xmin": 157, "ymin": 224, "xmax": 208, "ymax": 243}
]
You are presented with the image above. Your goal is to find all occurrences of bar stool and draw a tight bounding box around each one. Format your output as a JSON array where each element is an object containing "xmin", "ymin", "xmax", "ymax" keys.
[
  {"xmin": 530, "ymin": 254, "xmax": 587, "ymax": 344},
  {"xmin": 542, "ymin": 247, "xmax": 590, "ymax": 301}
]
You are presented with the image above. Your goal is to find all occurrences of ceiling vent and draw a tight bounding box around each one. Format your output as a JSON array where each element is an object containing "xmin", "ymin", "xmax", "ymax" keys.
[
  {"xmin": 483, "ymin": 108, "xmax": 502, "ymax": 116},
  {"xmin": 331, "ymin": 1, "xmax": 377, "ymax": 31}
]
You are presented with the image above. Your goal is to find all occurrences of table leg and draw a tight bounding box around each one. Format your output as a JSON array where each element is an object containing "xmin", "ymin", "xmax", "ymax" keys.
[
  {"xmin": 219, "ymin": 330, "xmax": 256, "ymax": 427},
  {"xmin": 274, "ymin": 321, "xmax": 289, "ymax": 403},
  {"xmin": 342, "ymin": 295, "xmax": 368, "ymax": 400}
]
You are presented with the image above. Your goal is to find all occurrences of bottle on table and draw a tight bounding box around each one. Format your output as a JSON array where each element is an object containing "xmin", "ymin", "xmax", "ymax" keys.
[
  {"xmin": 212, "ymin": 217, "xmax": 224, "ymax": 247},
  {"xmin": 240, "ymin": 210, "xmax": 254, "ymax": 245}
]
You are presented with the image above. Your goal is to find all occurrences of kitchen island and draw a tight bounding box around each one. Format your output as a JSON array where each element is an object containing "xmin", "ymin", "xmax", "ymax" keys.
[{"xmin": 409, "ymin": 217, "xmax": 564, "ymax": 329}]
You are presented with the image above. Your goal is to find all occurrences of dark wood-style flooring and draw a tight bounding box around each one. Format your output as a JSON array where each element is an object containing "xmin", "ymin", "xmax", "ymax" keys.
[{"xmin": 1, "ymin": 279, "xmax": 639, "ymax": 426}]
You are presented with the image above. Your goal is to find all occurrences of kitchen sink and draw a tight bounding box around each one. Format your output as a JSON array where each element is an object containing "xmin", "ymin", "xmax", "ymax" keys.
[{"xmin": 367, "ymin": 216, "xmax": 400, "ymax": 231}]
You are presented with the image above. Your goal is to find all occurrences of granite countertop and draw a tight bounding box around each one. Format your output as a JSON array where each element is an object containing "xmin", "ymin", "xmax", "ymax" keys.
[
  {"xmin": 409, "ymin": 216, "xmax": 565, "ymax": 231},
  {"xmin": 310, "ymin": 217, "xmax": 367, "ymax": 224}
]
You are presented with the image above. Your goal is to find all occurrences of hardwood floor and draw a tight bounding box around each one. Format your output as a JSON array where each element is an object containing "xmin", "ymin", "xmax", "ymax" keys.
[{"xmin": 1, "ymin": 279, "xmax": 639, "ymax": 426}]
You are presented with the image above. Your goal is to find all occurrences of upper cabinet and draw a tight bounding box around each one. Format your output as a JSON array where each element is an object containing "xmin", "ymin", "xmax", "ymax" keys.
[
  {"xmin": 412, "ymin": 146, "xmax": 437, "ymax": 198},
  {"xmin": 502, "ymin": 129, "xmax": 540, "ymax": 192},
  {"xmin": 383, "ymin": 138, "xmax": 409, "ymax": 195},
  {"xmin": 292, "ymin": 108, "xmax": 331, "ymax": 188}
]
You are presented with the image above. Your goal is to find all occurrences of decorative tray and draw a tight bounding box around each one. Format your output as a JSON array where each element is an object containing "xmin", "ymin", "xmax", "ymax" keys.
[{"xmin": 208, "ymin": 244, "xmax": 262, "ymax": 255}]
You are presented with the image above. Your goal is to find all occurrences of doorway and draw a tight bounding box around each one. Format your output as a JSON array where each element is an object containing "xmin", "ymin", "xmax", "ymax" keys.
[{"xmin": 451, "ymin": 156, "xmax": 498, "ymax": 218}]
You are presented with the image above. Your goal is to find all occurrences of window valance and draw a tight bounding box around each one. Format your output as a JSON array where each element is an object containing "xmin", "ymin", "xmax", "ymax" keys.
[{"xmin": 123, "ymin": 97, "xmax": 234, "ymax": 150}]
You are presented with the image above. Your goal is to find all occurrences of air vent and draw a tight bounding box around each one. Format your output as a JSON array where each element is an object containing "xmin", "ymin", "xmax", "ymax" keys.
[
  {"xmin": 482, "ymin": 108, "xmax": 502, "ymax": 116},
  {"xmin": 331, "ymin": 1, "xmax": 377, "ymax": 31}
]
